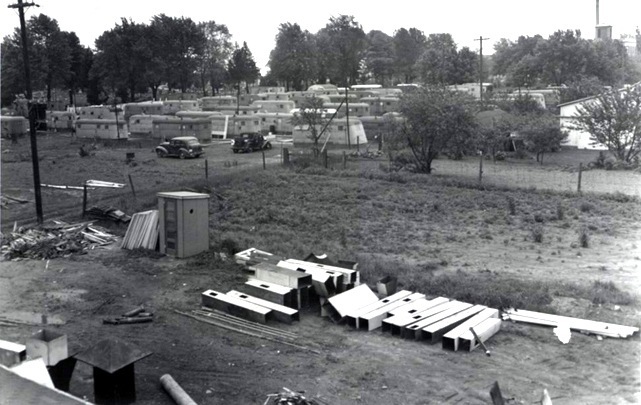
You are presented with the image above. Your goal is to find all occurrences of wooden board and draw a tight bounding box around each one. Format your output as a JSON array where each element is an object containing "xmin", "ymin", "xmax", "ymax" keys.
[{"xmin": 459, "ymin": 318, "xmax": 502, "ymax": 352}]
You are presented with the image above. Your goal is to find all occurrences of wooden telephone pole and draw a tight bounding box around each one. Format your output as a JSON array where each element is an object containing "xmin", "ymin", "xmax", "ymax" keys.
[
  {"xmin": 8, "ymin": 0, "xmax": 43, "ymax": 224},
  {"xmin": 475, "ymin": 36, "xmax": 490, "ymax": 107}
]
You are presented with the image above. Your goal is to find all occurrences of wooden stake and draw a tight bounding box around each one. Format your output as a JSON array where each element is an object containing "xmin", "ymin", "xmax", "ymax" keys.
[
  {"xmin": 577, "ymin": 163, "xmax": 583, "ymax": 194},
  {"xmin": 128, "ymin": 174, "xmax": 136, "ymax": 199},
  {"xmin": 470, "ymin": 326, "xmax": 491, "ymax": 356},
  {"xmin": 262, "ymin": 149, "xmax": 266, "ymax": 170},
  {"xmin": 479, "ymin": 152, "xmax": 484, "ymax": 183},
  {"xmin": 205, "ymin": 159, "xmax": 209, "ymax": 181},
  {"xmin": 343, "ymin": 151, "xmax": 347, "ymax": 169},
  {"xmin": 82, "ymin": 184, "xmax": 87, "ymax": 218}
]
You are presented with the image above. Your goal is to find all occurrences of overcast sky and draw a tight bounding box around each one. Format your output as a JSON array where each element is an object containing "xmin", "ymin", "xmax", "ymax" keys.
[{"xmin": 2, "ymin": 0, "xmax": 639, "ymax": 74}]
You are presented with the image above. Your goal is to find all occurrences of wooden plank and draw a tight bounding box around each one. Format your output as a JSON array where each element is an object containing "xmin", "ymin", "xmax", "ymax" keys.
[
  {"xmin": 459, "ymin": 318, "xmax": 502, "ymax": 352},
  {"xmin": 201, "ymin": 290, "xmax": 272, "ymax": 324},
  {"xmin": 442, "ymin": 308, "xmax": 499, "ymax": 351},
  {"xmin": 383, "ymin": 300, "xmax": 456, "ymax": 335},
  {"xmin": 227, "ymin": 291, "xmax": 299, "ymax": 324},
  {"xmin": 359, "ymin": 292, "xmax": 426, "ymax": 331},
  {"xmin": 402, "ymin": 301, "xmax": 472, "ymax": 339},
  {"xmin": 327, "ymin": 284, "xmax": 378, "ymax": 319},
  {"xmin": 503, "ymin": 308, "xmax": 638, "ymax": 338},
  {"xmin": 344, "ymin": 290, "xmax": 413, "ymax": 328},
  {"xmin": 419, "ymin": 305, "xmax": 486, "ymax": 344}
]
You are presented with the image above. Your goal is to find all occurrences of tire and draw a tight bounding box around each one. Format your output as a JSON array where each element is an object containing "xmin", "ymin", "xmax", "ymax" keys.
[
  {"xmin": 232, "ymin": 149, "xmax": 238, "ymax": 154},
  {"xmin": 179, "ymin": 151, "xmax": 186, "ymax": 159},
  {"xmin": 156, "ymin": 150, "xmax": 165, "ymax": 158},
  {"xmin": 264, "ymin": 142, "xmax": 272, "ymax": 150}
]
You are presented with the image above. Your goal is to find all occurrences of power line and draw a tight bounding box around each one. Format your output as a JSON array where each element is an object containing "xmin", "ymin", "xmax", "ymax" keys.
[{"xmin": 8, "ymin": 0, "xmax": 43, "ymax": 224}]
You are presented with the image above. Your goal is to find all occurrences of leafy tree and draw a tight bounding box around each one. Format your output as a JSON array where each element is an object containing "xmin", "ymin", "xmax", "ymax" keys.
[
  {"xmin": 227, "ymin": 42, "xmax": 260, "ymax": 110},
  {"xmin": 572, "ymin": 85, "xmax": 641, "ymax": 163},
  {"xmin": 492, "ymin": 35, "xmax": 542, "ymax": 78},
  {"xmin": 197, "ymin": 21, "xmax": 233, "ymax": 96},
  {"xmin": 415, "ymin": 34, "xmax": 458, "ymax": 84},
  {"xmin": 317, "ymin": 15, "xmax": 367, "ymax": 86},
  {"xmin": 92, "ymin": 19, "xmax": 149, "ymax": 102},
  {"xmin": 62, "ymin": 31, "xmax": 93, "ymax": 106},
  {"xmin": 520, "ymin": 114, "xmax": 567, "ymax": 164},
  {"xmin": 559, "ymin": 76, "xmax": 607, "ymax": 104},
  {"xmin": 362, "ymin": 30, "xmax": 395, "ymax": 86},
  {"xmin": 393, "ymin": 28, "xmax": 426, "ymax": 83},
  {"xmin": 290, "ymin": 95, "xmax": 329, "ymax": 154},
  {"xmin": 476, "ymin": 109, "xmax": 513, "ymax": 160},
  {"xmin": 398, "ymin": 86, "xmax": 477, "ymax": 173},
  {"xmin": 454, "ymin": 47, "xmax": 478, "ymax": 84},
  {"xmin": 151, "ymin": 14, "xmax": 206, "ymax": 92},
  {"xmin": 268, "ymin": 23, "xmax": 317, "ymax": 91}
]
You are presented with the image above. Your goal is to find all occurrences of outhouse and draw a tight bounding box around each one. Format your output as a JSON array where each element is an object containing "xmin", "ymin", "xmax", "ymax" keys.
[{"xmin": 157, "ymin": 191, "xmax": 209, "ymax": 258}]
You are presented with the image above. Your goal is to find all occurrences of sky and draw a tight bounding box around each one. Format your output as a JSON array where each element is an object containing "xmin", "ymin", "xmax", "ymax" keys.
[{"xmin": 2, "ymin": 0, "xmax": 639, "ymax": 75}]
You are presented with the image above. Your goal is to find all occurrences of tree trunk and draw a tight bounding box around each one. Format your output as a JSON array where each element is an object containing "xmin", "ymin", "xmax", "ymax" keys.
[
  {"xmin": 68, "ymin": 89, "xmax": 74, "ymax": 108},
  {"xmin": 151, "ymin": 85, "xmax": 158, "ymax": 101}
]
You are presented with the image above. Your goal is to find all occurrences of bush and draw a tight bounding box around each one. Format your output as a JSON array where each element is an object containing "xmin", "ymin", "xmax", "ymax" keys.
[
  {"xmin": 579, "ymin": 227, "xmax": 590, "ymax": 248},
  {"xmin": 588, "ymin": 280, "xmax": 635, "ymax": 305},
  {"xmin": 532, "ymin": 225, "xmax": 544, "ymax": 243},
  {"xmin": 494, "ymin": 151, "xmax": 506, "ymax": 161}
]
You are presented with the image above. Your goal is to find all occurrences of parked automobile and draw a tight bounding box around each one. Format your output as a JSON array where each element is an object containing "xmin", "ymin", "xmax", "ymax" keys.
[
  {"xmin": 155, "ymin": 136, "xmax": 203, "ymax": 159},
  {"xmin": 231, "ymin": 133, "xmax": 272, "ymax": 153}
]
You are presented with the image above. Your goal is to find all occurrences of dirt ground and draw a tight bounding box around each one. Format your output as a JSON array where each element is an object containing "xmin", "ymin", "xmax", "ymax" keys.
[{"xmin": 1, "ymin": 133, "xmax": 640, "ymax": 404}]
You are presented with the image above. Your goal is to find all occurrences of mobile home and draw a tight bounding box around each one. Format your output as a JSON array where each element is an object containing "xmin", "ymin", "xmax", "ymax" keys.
[
  {"xmin": 360, "ymin": 96, "xmax": 401, "ymax": 116},
  {"xmin": 48, "ymin": 111, "xmax": 75, "ymax": 131},
  {"xmin": 251, "ymin": 100, "xmax": 296, "ymax": 114},
  {"xmin": 321, "ymin": 102, "xmax": 370, "ymax": 118},
  {"xmin": 228, "ymin": 115, "xmax": 262, "ymax": 136},
  {"xmin": 129, "ymin": 114, "xmax": 172, "ymax": 137},
  {"xmin": 75, "ymin": 119, "xmax": 128, "ymax": 139},
  {"xmin": 256, "ymin": 112, "xmax": 294, "ymax": 134},
  {"xmin": 152, "ymin": 117, "xmax": 212, "ymax": 143},
  {"xmin": 162, "ymin": 99, "xmax": 199, "ymax": 114},
  {"xmin": 293, "ymin": 117, "xmax": 367, "ymax": 147},
  {"xmin": 124, "ymin": 102, "xmax": 164, "ymax": 122},
  {"xmin": 201, "ymin": 96, "xmax": 237, "ymax": 111},
  {"xmin": 1, "ymin": 116, "xmax": 29, "ymax": 139}
]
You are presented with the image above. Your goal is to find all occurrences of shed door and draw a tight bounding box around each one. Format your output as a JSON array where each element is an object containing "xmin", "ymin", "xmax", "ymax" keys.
[{"xmin": 164, "ymin": 199, "xmax": 178, "ymax": 255}]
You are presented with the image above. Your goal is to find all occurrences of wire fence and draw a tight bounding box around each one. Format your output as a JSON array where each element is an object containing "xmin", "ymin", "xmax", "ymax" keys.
[{"xmin": 430, "ymin": 158, "xmax": 641, "ymax": 197}]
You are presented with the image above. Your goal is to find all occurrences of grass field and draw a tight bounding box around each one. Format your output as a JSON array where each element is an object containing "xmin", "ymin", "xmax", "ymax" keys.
[{"xmin": 1, "ymin": 134, "xmax": 640, "ymax": 404}]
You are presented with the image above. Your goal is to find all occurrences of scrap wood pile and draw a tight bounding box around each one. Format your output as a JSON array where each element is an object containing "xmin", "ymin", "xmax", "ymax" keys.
[
  {"xmin": 1, "ymin": 220, "xmax": 118, "ymax": 260},
  {"xmin": 264, "ymin": 387, "xmax": 325, "ymax": 405}
]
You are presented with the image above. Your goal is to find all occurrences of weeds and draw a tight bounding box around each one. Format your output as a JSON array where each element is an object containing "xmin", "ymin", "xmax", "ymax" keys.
[
  {"xmin": 507, "ymin": 196, "xmax": 516, "ymax": 215},
  {"xmin": 579, "ymin": 227, "xmax": 590, "ymax": 248},
  {"xmin": 556, "ymin": 202, "xmax": 565, "ymax": 220},
  {"xmin": 532, "ymin": 225, "xmax": 544, "ymax": 243}
]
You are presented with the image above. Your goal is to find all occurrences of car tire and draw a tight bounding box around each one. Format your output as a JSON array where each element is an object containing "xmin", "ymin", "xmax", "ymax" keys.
[
  {"xmin": 264, "ymin": 142, "xmax": 272, "ymax": 150},
  {"xmin": 179, "ymin": 151, "xmax": 186, "ymax": 159},
  {"xmin": 232, "ymin": 149, "xmax": 238, "ymax": 153},
  {"xmin": 156, "ymin": 150, "xmax": 165, "ymax": 158}
]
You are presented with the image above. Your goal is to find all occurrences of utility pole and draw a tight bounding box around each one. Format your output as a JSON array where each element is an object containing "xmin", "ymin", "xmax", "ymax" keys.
[
  {"xmin": 345, "ymin": 85, "xmax": 351, "ymax": 149},
  {"xmin": 8, "ymin": 0, "xmax": 43, "ymax": 224},
  {"xmin": 475, "ymin": 36, "xmax": 490, "ymax": 107}
]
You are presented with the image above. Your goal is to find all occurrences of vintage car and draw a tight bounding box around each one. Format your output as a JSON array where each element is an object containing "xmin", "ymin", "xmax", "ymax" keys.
[
  {"xmin": 155, "ymin": 136, "xmax": 203, "ymax": 159},
  {"xmin": 231, "ymin": 133, "xmax": 272, "ymax": 153}
]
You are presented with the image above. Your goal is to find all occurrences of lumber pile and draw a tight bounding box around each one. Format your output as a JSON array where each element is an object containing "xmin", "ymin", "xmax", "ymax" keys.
[
  {"xmin": 1, "ymin": 220, "xmax": 117, "ymax": 260},
  {"xmin": 121, "ymin": 210, "xmax": 159, "ymax": 250},
  {"xmin": 85, "ymin": 206, "xmax": 131, "ymax": 223}
]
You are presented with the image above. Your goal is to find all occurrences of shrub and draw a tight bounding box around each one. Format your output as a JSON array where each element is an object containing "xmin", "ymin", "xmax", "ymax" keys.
[
  {"xmin": 579, "ymin": 227, "xmax": 590, "ymax": 248},
  {"xmin": 556, "ymin": 202, "xmax": 565, "ymax": 220},
  {"xmin": 532, "ymin": 225, "xmax": 544, "ymax": 243},
  {"xmin": 587, "ymin": 281, "xmax": 635, "ymax": 305},
  {"xmin": 580, "ymin": 201, "xmax": 594, "ymax": 213},
  {"xmin": 220, "ymin": 238, "xmax": 240, "ymax": 255}
]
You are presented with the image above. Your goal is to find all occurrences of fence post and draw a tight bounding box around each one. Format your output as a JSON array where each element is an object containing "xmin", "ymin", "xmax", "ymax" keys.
[
  {"xmin": 478, "ymin": 151, "xmax": 484, "ymax": 183},
  {"xmin": 128, "ymin": 174, "xmax": 137, "ymax": 200},
  {"xmin": 323, "ymin": 149, "xmax": 328, "ymax": 168},
  {"xmin": 577, "ymin": 163, "xmax": 583, "ymax": 194},
  {"xmin": 262, "ymin": 149, "xmax": 266, "ymax": 170},
  {"xmin": 205, "ymin": 159, "xmax": 209, "ymax": 181},
  {"xmin": 357, "ymin": 136, "xmax": 360, "ymax": 153},
  {"xmin": 343, "ymin": 151, "xmax": 347, "ymax": 169},
  {"xmin": 82, "ymin": 184, "xmax": 87, "ymax": 218},
  {"xmin": 283, "ymin": 148, "xmax": 289, "ymax": 166}
]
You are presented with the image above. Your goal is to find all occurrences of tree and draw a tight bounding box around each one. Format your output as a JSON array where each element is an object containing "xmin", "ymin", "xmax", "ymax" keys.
[
  {"xmin": 453, "ymin": 46, "xmax": 478, "ymax": 84},
  {"xmin": 399, "ymin": 86, "xmax": 477, "ymax": 173},
  {"xmin": 197, "ymin": 21, "xmax": 233, "ymax": 96},
  {"xmin": 362, "ymin": 30, "xmax": 395, "ymax": 85},
  {"xmin": 151, "ymin": 14, "xmax": 206, "ymax": 92},
  {"xmin": 559, "ymin": 76, "xmax": 607, "ymax": 104},
  {"xmin": 62, "ymin": 31, "xmax": 93, "ymax": 106},
  {"xmin": 572, "ymin": 85, "xmax": 641, "ymax": 163},
  {"xmin": 415, "ymin": 34, "xmax": 458, "ymax": 84},
  {"xmin": 268, "ymin": 23, "xmax": 317, "ymax": 91},
  {"xmin": 393, "ymin": 28, "xmax": 426, "ymax": 83},
  {"xmin": 476, "ymin": 109, "xmax": 513, "ymax": 160},
  {"xmin": 520, "ymin": 114, "xmax": 567, "ymax": 164},
  {"xmin": 290, "ymin": 95, "xmax": 329, "ymax": 154},
  {"xmin": 317, "ymin": 15, "xmax": 367, "ymax": 86},
  {"xmin": 227, "ymin": 42, "xmax": 260, "ymax": 111}
]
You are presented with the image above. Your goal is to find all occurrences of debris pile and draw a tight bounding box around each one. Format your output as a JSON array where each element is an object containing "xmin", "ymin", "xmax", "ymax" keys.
[
  {"xmin": 264, "ymin": 387, "xmax": 322, "ymax": 405},
  {"xmin": 1, "ymin": 220, "xmax": 118, "ymax": 260}
]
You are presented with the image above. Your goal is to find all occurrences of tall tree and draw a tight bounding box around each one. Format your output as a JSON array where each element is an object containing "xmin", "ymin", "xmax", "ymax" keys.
[
  {"xmin": 415, "ymin": 34, "xmax": 458, "ymax": 84},
  {"xmin": 61, "ymin": 31, "xmax": 93, "ymax": 106},
  {"xmin": 227, "ymin": 42, "xmax": 260, "ymax": 109},
  {"xmin": 393, "ymin": 28, "xmax": 426, "ymax": 83},
  {"xmin": 151, "ymin": 14, "xmax": 206, "ymax": 92},
  {"xmin": 399, "ymin": 86, "xmax": 477, "ymax": 173},
  {"xmin": 317, "ymin": 15, "xmax": 367, "ymax": 86},
  {"xmin": 290, "ymin": 95, "xmax": 329, "ymax": 154},
  {"xmin": 572, "ymin": 85, "xmax": 641, "ymax": 163},
  {"xmin": 268, "ymin": 23, "xmax": 318, "ymax": 91},
  {"xmin": 362, "ymin": 30, "xmax": 395, "ymax": 86},
  {"xmin": 197, "ymin": 21, "xmax": 233, "ymax": 96},
  {"xmin": 454, "ymin": 46, "xmax": 478, "ymax": 84}
]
